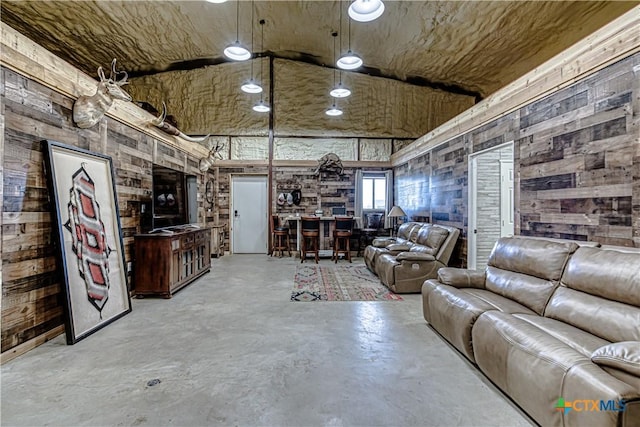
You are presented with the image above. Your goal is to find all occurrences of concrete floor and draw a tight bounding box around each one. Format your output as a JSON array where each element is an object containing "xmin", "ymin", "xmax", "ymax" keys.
[{"xmin": 1, "ymin": 255, "xmax": 534, "ymax": 427}]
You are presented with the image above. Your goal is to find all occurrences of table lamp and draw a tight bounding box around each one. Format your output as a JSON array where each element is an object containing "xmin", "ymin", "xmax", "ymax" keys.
[{"xmin": 388, "ymin": 206, "xmax": 407, "ymax": 237}]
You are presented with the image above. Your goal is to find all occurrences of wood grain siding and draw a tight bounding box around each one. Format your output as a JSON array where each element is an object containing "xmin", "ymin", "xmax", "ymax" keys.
[
  {"xmin": 1, "ymin": 66, "xmax": 211, "ymax": 356},
  {"xmin": 394, "ymin": 53, "xmax": 640, "ymax": 266}
]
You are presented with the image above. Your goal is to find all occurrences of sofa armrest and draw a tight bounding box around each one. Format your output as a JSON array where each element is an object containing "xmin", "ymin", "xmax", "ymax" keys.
[
  {"xmin": 386, "ymin": 243, "xmax": 412, "ymax": 252},
  {"xmin": 372, "ymin": 237, "xmax": 395, "ymax": 248},
  {"xmin": 592, "ymin": 341, "xmax": 640, "ymax": 377},
  {"xmin": 396, "ymin": 252, "xmax": 436, "ymax": 262},
  {"xmin": 437, "ymin": 268, "xmax": 486, "ymax": 289}
]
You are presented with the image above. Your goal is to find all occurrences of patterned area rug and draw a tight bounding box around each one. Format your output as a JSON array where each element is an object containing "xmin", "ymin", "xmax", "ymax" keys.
[{"xmin": 291, "ymin": 264, "xmax": 403, "ymax": 302}]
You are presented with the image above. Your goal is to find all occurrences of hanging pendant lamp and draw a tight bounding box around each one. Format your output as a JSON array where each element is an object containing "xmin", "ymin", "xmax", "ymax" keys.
[
  {"xmin": 330, "ymin": 32, "xmax": 351, "ymax": 98},
  {"xmin": 348, "ymin": 0, "xmax": 385, "ymax": 22},
  {"xmin": 337, "ymin": 3, "xmax": 363, "ymax": 70},
  {"xmin": 326, "ymin": 104, "xmax": 343, "ymax": 116},
  {"xmin": 206, "ymin": 0, "xmax": 228, "ymax": 3},
  {"xmin": 253, "ymin": 19, "xmax": 270, "ymax": 113},
  {"xmin": 241, "ymin": 1, "xmax": 262, "ymax": 93},
  {"xmin": 224, "ymin": 1, "xmax": 250, "ymax": 61}
]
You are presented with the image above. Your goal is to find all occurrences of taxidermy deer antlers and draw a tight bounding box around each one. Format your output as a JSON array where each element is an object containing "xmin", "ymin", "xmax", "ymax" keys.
[
  {"xmin": 151, "ymin": 102, "xmax": 210, "ymax": 143},
  {"xmin": 73, "ymin": 59, "xmax": 132, "ymax": 128},
  {"xmin": 198, "ymin": 141, "xmax": 225, "ymax": 172}
]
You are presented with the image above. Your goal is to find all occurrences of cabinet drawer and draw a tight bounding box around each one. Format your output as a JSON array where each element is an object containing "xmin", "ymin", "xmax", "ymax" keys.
[{"xmin": 180, "ymin": 234, "xmax": 194, "ymax": 247}]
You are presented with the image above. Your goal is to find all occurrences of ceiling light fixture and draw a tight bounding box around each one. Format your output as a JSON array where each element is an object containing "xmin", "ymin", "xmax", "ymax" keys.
[
  {"xmin": 205, "ymin": 0, "xmax": 228, "ymax": 3},
  {"xmin": 253, "ymin": 19, "xmax": 270, "ymax": 113},
  {"xmin": 337, "ymin": 3, "xmax": 363, "ymax": 70},
  {"xmin": 330, "ymin": 31, "xmax": 351, "ymax": 98},
  {"xmin": 224, "ymin": 1, "xmax": 250, "ymax": 61},
  {"xmin": 348, "ymin": 0, "xmax": 385, "ymax": 22},
  {"xmin": 241, "ymin": 0, "xmax": 262, "ymax": 93},
  {"xmin": 326, "ymin": 104, "xmax": 343, "ymax": 116}
]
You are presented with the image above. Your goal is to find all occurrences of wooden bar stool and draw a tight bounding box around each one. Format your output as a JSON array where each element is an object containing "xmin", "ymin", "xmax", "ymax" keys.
[
  {"xmin": 333, "ymin": 216, "xmax": 354, "ymax": 263},
  {"xmin": 270, "ymin": 215, "xmax": 291, "ymax": 257},
  {"xmin": 300, "ymin": 216, "xmax": 320, "ymax": 263}
]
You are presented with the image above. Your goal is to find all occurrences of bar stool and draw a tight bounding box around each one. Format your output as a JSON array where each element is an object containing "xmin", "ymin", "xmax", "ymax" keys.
[
  {"xmin": 300, "ymin": 216, "xmax": 320, "ymax": 264},
  {"xmin": 333, "ymin": 216, "xmax": 354, "ymax": 263},
  {"xmin": 270, "ymin": 215, "xmax": 291, "ymax": 257}
]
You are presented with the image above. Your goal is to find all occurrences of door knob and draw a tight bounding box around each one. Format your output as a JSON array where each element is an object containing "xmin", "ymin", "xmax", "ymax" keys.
[{"xmin": 234, "ymin": 210, "xmax": 239, "ymax": 218}]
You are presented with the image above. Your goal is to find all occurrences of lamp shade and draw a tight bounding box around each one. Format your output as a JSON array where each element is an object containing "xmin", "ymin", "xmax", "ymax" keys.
[
  {"xmin": 326, "ymin": 105, "xmax": 343, "ymax": 116},
  {"xmin": 388, "ymin": 206, "xmax": 406, "ymax": 217},
  {"xmin": 241, "ymin": 80, "xmax": 263, "ymax": 94},
  {"xmin": 252, "ymin": 100, "xmax": 270, "ymax": 112},
  {"xmin": 337, "ymin": 51, "xmax": 363, "ymax": 70},
  {"xmin": 348, "ymin": 0, "xmax": 385, "ymax": 22},
  {"xmin": 224, "ymin": 42, "xmax": 251, "ymax": 61},
  {"xmin": 330, "ymin": 83, "xmax": 351, "ymax": 98}
]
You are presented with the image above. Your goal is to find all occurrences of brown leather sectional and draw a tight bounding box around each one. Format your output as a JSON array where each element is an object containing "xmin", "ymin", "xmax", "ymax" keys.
[
  {"xmin": 364, "ymin": 222, "xmax": 460, "ymax": 293},
  {"xmin": 423, "ymin": 236, "xmax": 640, "ymax": 427}
]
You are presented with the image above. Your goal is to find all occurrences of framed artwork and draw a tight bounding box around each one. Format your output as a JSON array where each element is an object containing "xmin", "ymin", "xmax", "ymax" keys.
[{"xmin": 44, "ymin": 140, "xmax": 131, "ymax": 344}]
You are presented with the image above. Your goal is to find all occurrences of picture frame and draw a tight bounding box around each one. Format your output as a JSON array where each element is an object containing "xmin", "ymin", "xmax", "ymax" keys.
[{"xmin": 43, "ymin": 140, "xmax": 131, "ymax": 344}]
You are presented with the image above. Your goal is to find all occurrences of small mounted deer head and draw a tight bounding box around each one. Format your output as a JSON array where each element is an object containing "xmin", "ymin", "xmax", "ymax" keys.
[
  {"xmin": 199, "ymin": 141, "xmax": 225, "ymax": 172},
  {"xmin": 73, "ymin": 59, "xmax": 132, "ymax": 129}
]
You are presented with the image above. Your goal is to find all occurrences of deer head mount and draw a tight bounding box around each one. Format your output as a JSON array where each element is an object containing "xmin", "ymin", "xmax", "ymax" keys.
[
  {"xmin": 198, "ymin": 140, "xmax": 225, "ymax": 172},
  {"xmin": 73, "ymin": 59, "xmax": 132, "ymax": 129},
  {"xmin": 151, "ymin": 102, "xmax": 210, "ymax": 143}
]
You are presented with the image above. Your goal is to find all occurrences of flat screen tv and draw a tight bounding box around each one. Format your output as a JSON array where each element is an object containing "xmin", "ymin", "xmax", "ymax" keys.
[{"xmin": 152, "ymin": 165, "xmax": 197, "ymax": 230}]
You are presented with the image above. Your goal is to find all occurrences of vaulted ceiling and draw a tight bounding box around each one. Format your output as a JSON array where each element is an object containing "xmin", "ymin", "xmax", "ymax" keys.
[{"xmin": 2, "ymin": 1, "xmax": 635, "ymax": 98}]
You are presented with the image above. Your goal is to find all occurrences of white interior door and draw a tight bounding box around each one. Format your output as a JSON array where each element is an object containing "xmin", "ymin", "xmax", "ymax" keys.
[
  {"xmin": 500, "ymin": 160, "xmax": 515, "ymax": 237},
  {"xmin": 468, "ymin": 142, "xmax": 514, "ymax": 270},
  {"xmin": 231, "ymin": 175, "xmax": 268, "ymax": 253}
]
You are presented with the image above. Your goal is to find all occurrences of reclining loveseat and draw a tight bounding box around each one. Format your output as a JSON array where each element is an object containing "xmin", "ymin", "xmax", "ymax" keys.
[
  {"xmin": 423, "ymin": 236, "xmax": 640, "ymax": 427},
  {"xmin": 364, "ymin": 222, "xmax": 460, "ymax": 293}
]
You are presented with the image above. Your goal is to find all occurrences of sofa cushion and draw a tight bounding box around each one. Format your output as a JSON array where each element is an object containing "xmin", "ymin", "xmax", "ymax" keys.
[
  {"xmin": 472, "ymin": 311, "xmax": 592, "ymax": 427},
  {"xmin": 488, "ymin": 236, "xmax": 578, "ymax": 281},
  {"xmin": 591, "ymin": 342, "xmax": 640, "ymax": 377},
  {"xmin": 561, "ymin": 246, "xmax": 640, "ymax": 307},
  {"xmin": 545, "ymin": 287, "xmax": 640, "ymax": 343},
  {"xmin": 424, "ymin": 285, "xmax": 534, "ymax": 361},
  {"xmin": 437, "ymin": 268, "xmax": 485, "ymax": 288},
  {"xmin": 485, "ymin": 266, "xmax": 558, "ymax": 315},
  {"xmin": 512, "ymin": 313, "xmax": 610, "ymax": 357}
]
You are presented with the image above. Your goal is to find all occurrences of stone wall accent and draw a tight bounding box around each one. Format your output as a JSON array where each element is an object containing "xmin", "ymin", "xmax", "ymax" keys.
[{"xmin": 394, "ymin": 54, "xmax": 640, "ymax": 267}]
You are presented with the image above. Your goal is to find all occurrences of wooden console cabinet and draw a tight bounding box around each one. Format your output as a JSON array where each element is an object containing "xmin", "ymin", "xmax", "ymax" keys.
[{"xmin": 134, "ymin": 227, "xmax": 211, "ymax": 298}]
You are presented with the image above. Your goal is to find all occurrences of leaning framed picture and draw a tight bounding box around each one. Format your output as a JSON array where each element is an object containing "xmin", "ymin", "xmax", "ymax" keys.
[{"xmin": 43, "ymin": 140, "xmax": 131, "ymax": 344}]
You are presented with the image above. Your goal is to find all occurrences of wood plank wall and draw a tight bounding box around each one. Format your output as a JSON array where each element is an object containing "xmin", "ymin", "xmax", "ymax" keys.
[
  {"xmin": 1, "ymin": 66, "xmax": 212, "ymax": 359},
  {"xmin": 395, "ymin": 54, "xmax": 640, "ymax": 267}
]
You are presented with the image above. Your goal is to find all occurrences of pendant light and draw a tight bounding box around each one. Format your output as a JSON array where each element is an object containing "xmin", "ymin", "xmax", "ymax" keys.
[
  {"xmin": 348, "ymin": 0, "xmax": 385, "ymax": 22},
  {"xmin": 241, "ymin": 0, "xmax": 262, "ymax": 93},
  {"xmin": 330, "ymin": 31, "xmax": 351, "ymax": 98},
  {"xmin": 224, "ymin": 1, "xmax": 251, "ymax": 61},
  {"xmin": 326, "ymin": 104, "xmax": 343, "ymax": 116},
  {"xmin": 337, "ymin": 2, "xmax": 363, "ymax": 70},
  {"xmin": 253, "ymin": 19, "xmax": 270, "ymax": 113},
  {"xmin": 206, "ymin": 0, "xmax": 228, "ymax": 3}
]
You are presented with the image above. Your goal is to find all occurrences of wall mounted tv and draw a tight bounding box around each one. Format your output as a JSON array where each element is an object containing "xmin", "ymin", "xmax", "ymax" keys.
[{"xmin": 152, "ymin": 165, "xmax": 198, "ymax": 230}]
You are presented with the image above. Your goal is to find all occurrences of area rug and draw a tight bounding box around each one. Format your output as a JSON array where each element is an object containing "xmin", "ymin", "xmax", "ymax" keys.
[{"xmin": 291, "ymin": 264, "xmax": 403, "ymax": 302}]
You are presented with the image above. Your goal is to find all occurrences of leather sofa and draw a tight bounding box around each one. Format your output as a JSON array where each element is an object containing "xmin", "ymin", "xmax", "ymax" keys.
[
  {"xmin": 422, "ymin": 236, "xmax": 640, "ymax": 427},
  {"xmin": 363, "ymin": 222, "xmax": 460, "ymax": 293}
]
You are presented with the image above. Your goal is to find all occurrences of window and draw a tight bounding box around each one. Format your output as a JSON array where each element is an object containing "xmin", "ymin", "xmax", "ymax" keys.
[{"xmin": 363, "ymin": 175, "xmax": 387, "ymax": 210}]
